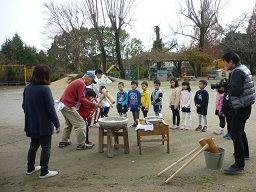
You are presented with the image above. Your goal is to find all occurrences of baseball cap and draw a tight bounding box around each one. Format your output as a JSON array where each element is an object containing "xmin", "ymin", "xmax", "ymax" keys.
[{"xmin": 86, "ymin": 72, "xmax": 97, "ymax": 84}]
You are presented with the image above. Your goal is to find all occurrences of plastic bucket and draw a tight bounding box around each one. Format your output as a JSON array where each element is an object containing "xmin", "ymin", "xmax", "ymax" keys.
[{"xmin": 204, "ymin": 148, "xmax": 225, "ymax": 171}]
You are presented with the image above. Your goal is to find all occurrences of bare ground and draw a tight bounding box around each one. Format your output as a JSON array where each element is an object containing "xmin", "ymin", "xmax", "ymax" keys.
[{"xmin": 1, "ymin": 76, "xmax": 256, "ymax": 192}]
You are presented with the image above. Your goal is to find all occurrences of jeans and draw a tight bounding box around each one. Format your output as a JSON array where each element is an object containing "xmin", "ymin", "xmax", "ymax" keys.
[
  {"xmin": 27, "ymin": 136, "xmax": 51, "ymax": 176},
  {"xmin": 231, "ymin": 105, "xmax": 251, "ymax": 167},
  {"xmin": 131, "ymin": 108, "xmax": 139, "ymax": 125},
  {"xmin": 101, "ymin": 106, "xmax": 110, "ymax": 117}
]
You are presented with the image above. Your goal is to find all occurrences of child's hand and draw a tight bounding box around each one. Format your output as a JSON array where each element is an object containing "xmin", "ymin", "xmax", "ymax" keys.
[
  {"xmin": 218, "ymin": 111, "xmax": 222, "ymax": 116},
  {"xmin": 151, "ymin": 101, "xmax": 155, "ymax": 105},
  {"xmin": 145, "ymin": 108, "xmax": 148, "ymax": 111}
]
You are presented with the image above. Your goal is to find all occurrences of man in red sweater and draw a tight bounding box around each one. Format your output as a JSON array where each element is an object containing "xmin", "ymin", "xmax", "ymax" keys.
[{"xmin": 59, "ymin": 72, "xmax": 100, "ymax": 150}]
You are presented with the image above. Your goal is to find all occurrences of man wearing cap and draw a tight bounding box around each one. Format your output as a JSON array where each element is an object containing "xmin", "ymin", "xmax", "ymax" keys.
[{"xmin": 58, "ymin": 72, "xmax": 100, "ymax": 150}]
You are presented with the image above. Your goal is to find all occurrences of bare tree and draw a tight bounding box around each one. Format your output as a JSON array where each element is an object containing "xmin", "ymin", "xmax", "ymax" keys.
[
  {"xmin": 43, "ymin": 2, "xmax": 88, "ymax": 73},
  {"xmin": 80, "ymin": 0, "xmax": 108, "ymax": 72},
  {"xmin": 103, "ymin": 0, "xmax": 135, "ymax": 79},
  {"xmin": 173, "ymin": 0, "xmax": 226, "ymax": 52}
]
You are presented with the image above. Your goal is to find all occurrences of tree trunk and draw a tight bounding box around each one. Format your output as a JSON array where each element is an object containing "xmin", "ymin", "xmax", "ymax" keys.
[
  {"xmin": 99, "ymin": 39, "xmax": 107, "ymax": 72},
  {"xmin": 115, "ymin": 30, "xmax": 125, "ymax": 79},
  {"xmin": 96, "ymin": 29, "xmax": 107, "ymax": 72},
  {"xmin": 199, "ymin": 28, "xmax": 205, "ymax": 52},
  {"xmin": 157, "ymin": 62, "xmax": 161, "ymax": 70}
]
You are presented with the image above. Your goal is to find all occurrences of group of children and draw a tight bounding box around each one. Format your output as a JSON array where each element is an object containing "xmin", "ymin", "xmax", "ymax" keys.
[
  {"xmin": 78, "ymin": 76, "xmax": 231, "ymax": 146},
  {"xmin": 170, "ymin": 77, "xmax": 231, "ymax": 138},
  {"xmin": 116, "ymin": 80, "xmax": 163, "ymax": 127}
]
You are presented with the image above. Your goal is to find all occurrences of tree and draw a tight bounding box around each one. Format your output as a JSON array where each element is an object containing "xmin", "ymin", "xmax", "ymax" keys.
[
  {"xmin": 1, "ymin": 33, "xmax": 24, "ymax": 64},
  {"xmin": 246, "ymin": 4, "xmax": 256, "ymax": 73},
  {"xmin": 174, "ymin": 0, "xmax": 226, "ymax": 52},
  {"xmin": 180, "ymin": 47, "xmax": 213, "ymax": 77},
  {"xmin": 81, "ymin": 0, "xmax": 108, "ymax": 72},
  {"xmin": 125, "ymin": 38, "xmax": 144, "ymax": 58},
  {"xmin": 152, "ymin": 26, "xmax": 164, "ymax": 70},
  {"xmin": 47, "ymin": 28, "xmax": 91, "ymax": 73},
  {"xmin": 43, "ymin": 1, "xmax": 88, "ymax": 73},
  {"xmin": 222, "ymin": 5, "xmax": 256, "ymax": 74},
  {"xmin": 0, "ymin": 33, "xmax": 41, "ymax": 68},
  {"xmin": 104, "ymin": 0, "xmax": 135, "ymax": 79}
]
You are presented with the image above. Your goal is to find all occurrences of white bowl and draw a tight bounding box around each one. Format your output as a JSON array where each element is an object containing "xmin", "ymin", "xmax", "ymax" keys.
[
  {"xmin": 98, "ymin": 116, "xmax": 128, "ymax": 130},
  {"xmin": 145, "ymin": 116, "xmax": 163, "ymax": 124}
]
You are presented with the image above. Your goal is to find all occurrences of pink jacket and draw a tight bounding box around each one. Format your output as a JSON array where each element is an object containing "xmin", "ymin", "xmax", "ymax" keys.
[
  {"xmin": 216, "ymin": 92, "xmax": 224, "ymax": 113},
  {"xmin": 180, "ymin": 90, "xmax": 193, "ymax": 108}
]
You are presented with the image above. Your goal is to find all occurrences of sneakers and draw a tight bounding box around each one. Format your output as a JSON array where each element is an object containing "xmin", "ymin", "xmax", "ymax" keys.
[
  {"xmin": 59, "ymin": 141, "xmax": 71, "ymax": 148},
  {"xmin": 185, "ymin": 126, "xmax": 191, "ymax": 130},
  {"xmin": 224, "ymin": 164, "xmax": 244, "ymax": 174},
  {"xmin": 223, "ymin": 133, "xmax": 231, "ymax": 140},
  {"xmin": 93, "ymin": 122, "xmax": 100, "ymax": 127},
  {"xmin": 180, "ymin": 125, "xmax": 185, "ymax": 130},
  {"xmin": 39, "ymin": 170, "xmax": 58, "ymax": 179},
  {"xmin": 85, "ymin": 141, "xmax": 95, "ymax": 146},
  {"xmin": 26, "ymin": 166, "xmax": 41, "ymax": 175},
  {"xmin": 171, "ymin": 125, "xmax": 179, "ymax": 129},
  {"xmin": 195, "ymin": 125, "xmax": 202, "ymax": 131},
  {"xmin": 214, "ymin": 128, "xmax": 224, "ymax": 135},
  {"xmin": 201, "ymin": 126, "xmax": 208, "ymax": 132},
  {"xmin": 76, "ymin": 144, "xmax": 93, "ymax": 150}
]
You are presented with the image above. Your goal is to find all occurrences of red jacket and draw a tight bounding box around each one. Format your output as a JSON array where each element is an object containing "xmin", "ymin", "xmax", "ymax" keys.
[
  {"xmin": 60, "ymin": 78, "xmax": 95, "ymax": 109},
  {"xmin": 78, "ymin": 104, "xmax": 94, "ymax": 119}
]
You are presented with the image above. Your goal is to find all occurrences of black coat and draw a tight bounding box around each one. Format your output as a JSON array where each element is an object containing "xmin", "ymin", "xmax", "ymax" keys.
[{"xmin": 22, "ymin": 84, "xmax": 60, "ymax": 137}]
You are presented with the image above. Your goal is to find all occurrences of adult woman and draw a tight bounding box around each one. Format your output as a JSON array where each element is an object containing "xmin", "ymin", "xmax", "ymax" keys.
[{"xmin": 22, "ymin": 64, "xmax": 60, "ymax": 178}]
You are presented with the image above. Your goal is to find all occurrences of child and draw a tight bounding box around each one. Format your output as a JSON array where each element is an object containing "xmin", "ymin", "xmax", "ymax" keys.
[
  {"xmin": 77, "ymin": 90, "xmax": 97, "ymax": 147},
  {"xmin": 194, "ymin": 80, "xmax": 209, "ymax": 132},
  {"xmin": 86, "ymin": 69, "xmax": 103, "ymax": 127},
  {"xmin": 180, "ymin": 81, "xmax": 192, "ymax": 130},
  {"xmin": 140, "ymin": 81, "xmax": 150, "ymax": 118},
  {"xmin": 151, "ymin": 79, "xmax": 163, "ymax": 116},
  {"xmin": 214, "ymin": 89, "xmax": 225, "ymax": 135},
  {"xmin": 128, "ymin": 80, "xmax": 141, "ymax": 127},
  {"xmin": 169, "ymin": 78, "xmax": 181, "ymax": 129},
  {"xmin": 99, "ymin": 85, "xmax": 111, "ymax": 117},
  {"xmin": 116, "ymin": 82, "xmax": 128, "ymax": 117}
]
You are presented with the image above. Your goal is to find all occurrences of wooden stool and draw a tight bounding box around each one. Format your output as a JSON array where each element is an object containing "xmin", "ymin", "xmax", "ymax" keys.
[{"xmin": 98, "ymin": 126, "xmax": 129, "ymax": 158}]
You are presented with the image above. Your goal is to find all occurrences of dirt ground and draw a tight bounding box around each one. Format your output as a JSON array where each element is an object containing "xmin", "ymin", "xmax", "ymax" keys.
[{"xmin": 1, "ymin": 75, "xmax": 256, "ymax": 192}]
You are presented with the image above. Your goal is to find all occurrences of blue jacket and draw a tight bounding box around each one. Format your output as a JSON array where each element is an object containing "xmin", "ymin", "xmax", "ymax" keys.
[
  {"xmin": 116, "ymin": 90, "xmax": 128, "ymax": 107},
  {"xmin": 194, "ymin": 89, "xmax": 209, "ymax": 109},
  {"xmin": 22, "ymin": 84, "xmax": 60, "ymax": 137},
  {"xmin": 128, "ymin": 89, "xmax": 141, "ymax": 109}
]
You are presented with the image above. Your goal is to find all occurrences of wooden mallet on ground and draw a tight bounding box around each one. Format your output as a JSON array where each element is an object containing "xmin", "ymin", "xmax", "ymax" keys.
[{"xmin": 158, "ymin": 137, "xmax": 219, "ymax": 183}]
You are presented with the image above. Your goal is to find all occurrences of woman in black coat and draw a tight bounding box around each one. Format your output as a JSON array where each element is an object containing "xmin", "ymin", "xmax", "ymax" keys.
[{"xmin": 22, "ymin": 64, "xmax": 60, "ymax": 179}]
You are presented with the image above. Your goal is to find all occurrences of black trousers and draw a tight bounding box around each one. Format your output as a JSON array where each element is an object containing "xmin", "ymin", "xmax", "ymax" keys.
[
  {"xmin": 141, "ymin": 106, "xmax": 148, "ymax": 118},
  {"xmin": 131, "ymin": 108, "xmax": 139, "ymax": 125},
  {"xmin": 231, "ymin": 105, "xmax": 251, "ymax": 167},
  {"xmin": 171, "ymin": 105, "xmax": 180, "ymax": 126},
  {"xmin": 219, "ymin": 115, "xmax": 225, "ymax": 128},
  {"xmin": 27, "ymin": 136, "xmax": 51, "ymax": 176},
  {"xmin": 225, "ymin": 114, "xmax": 232, "ymax": 134}
]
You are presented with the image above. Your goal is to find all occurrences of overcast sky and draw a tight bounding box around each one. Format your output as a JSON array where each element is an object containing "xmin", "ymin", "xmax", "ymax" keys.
[{"xmin": 0, "ymin": 0, "xmax": 255, "ymax": 51}]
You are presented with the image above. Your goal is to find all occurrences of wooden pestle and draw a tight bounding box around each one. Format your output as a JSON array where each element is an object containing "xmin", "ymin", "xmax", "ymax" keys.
[
  {"xmin": 102, "ymin": 88, "xmax": 115, "ymax": 104},
  {"xmin": 205, "ymin": 137, "xmax": 219, "ymax": 153}
]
